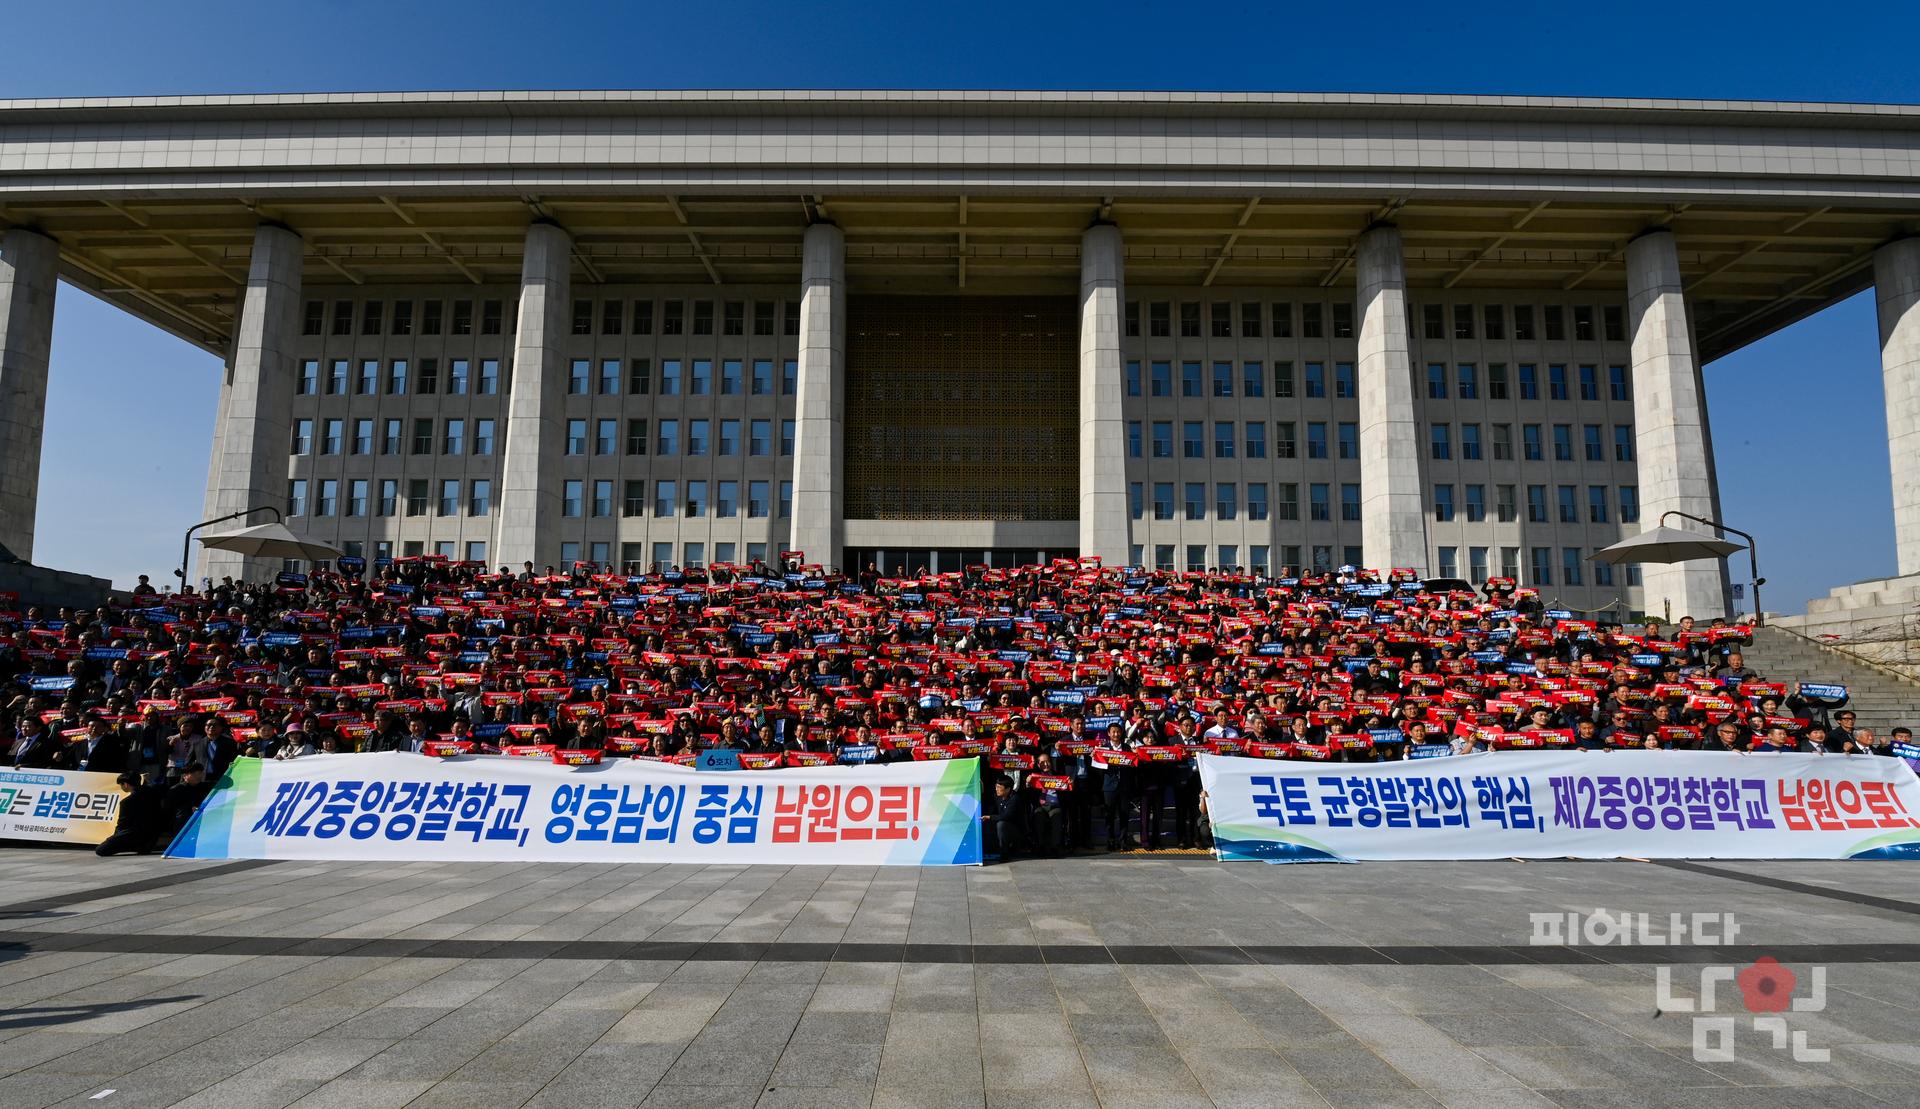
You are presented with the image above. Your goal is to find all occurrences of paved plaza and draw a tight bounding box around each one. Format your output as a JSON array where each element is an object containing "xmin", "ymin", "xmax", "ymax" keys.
[{"xmin": 2, "ymin": 849, "xmax": 1919, "ymax": 1108}]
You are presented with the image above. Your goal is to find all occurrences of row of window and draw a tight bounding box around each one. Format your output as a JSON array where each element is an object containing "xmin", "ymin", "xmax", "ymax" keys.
[
  {"xmin": 294, "ymin": 357, "xmax": 804, "ymax": 400},
  {"xmin": 287, "ymin": 477, "xmax": 796, "ymax": 521},
  {"xmin": 1125, "ymin": 300, "xmax": 1627, "ymax": 343},
  {"xmin": 1126, "ymin": 481, "xmax": 1641, "ymax": 525},
  {"xmin": 1122, "ymin": 360, "xmax": 1632, "ymax": 403},
  {"xmin": 1124, "ymin": 420, "xmax": 1636, "ymax": 464},
  {"xmin": 315, "ymin": 540, "xmax": 772, "ymax": 575},
  {"xmin": 291, "ymin": 416, "xmax": 800, "ymax": 460},
  {"xmin": 302, "ymin": 297, "xmax": 802, "ymax": 340},
  {"xmin": 1119, "ymin": 541, "xmax": 1642, "ymax": 587}
]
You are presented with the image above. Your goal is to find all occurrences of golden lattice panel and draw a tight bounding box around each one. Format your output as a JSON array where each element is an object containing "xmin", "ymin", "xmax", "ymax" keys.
[{"xmin": 846, "ymin": 296, "xmax": 1078, "ymax": 520}]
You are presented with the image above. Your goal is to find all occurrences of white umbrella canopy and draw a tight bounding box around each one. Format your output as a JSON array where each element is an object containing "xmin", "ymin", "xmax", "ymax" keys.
[
  {"xmin": 197, "ymin": 521, "xmax": 343, "ymax": 562},
  {"xmin": 1591, "ymin": 525, "xmax": 1744, "ymax": 566}
]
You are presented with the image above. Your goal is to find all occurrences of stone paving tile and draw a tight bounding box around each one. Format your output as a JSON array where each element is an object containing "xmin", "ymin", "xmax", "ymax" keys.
[{"xmin": 7, "ymin": 851, "xmax": 1920, "ymax": 1109}]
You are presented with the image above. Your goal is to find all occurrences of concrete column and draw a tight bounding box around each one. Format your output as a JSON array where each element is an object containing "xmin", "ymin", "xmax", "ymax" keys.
[
  {"xmin": 1354, "ymin": 224, "xmax": 1427, "ymax": 574},
  {"xmin": 1876, "ymin": 237, "xmax": 1920, "ymax": 577},
  {"xmin": 1078, "ymin": 223, "xmax": 1129, "ymax": 567},
  {"xmin": 0, "ymin": 228, "xmax": 59, "ymax": 563},
  {"xmin": 789, "ymin": 223, "xmax": 844, "ymax": 570},
  {"xmin": 201, "ymin": 224, "xmax": 302, "ymax": 584},
  {"xmin": 1626, "ymin": 228, "xmax": 1728, "ymax": 619},
  {"xmin": 493, "ymin": 221, "xmax": 571, "ymax": 570}
]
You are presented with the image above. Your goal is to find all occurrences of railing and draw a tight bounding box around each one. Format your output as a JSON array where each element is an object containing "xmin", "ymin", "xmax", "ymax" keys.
[{"xmin": 1763, "ymin": 618, "xmax": 1920, "ymax": 686}]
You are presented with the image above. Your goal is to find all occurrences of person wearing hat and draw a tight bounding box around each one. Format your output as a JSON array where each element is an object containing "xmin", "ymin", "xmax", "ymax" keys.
[{"xmin": 276, "ymin": 724, "xmax": 314, "ymax": 760}]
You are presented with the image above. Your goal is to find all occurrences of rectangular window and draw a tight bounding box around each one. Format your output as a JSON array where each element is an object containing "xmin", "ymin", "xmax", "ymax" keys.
[
  {"xmin": 1430, "ymin": 424, "xmax": 1451, "ymax": 460},
  {"xmin": 1523, "ymin": 424, "xmax": 1542, "ymax": 461},
  {"xmin": 1214, "ymin": 421, "xmax": 1235, "ymax": 458},
  {"xmin": 1584, "ymin": 424, "xmax": 1603, "ymax": 461},
  {"xmin": 297, "ymin": 359, "xmax": 318, "ymax": 396},
  {"xmin": 625, "ymin": 419, "xmax": 648, "ymax": 456},
  {"xmin": 622, "ymin": 480, "xmax": 646, "ymax": 517},
  {"xmin": 630, "ymin": 300, "xmax": 653, "ymax": 335},
  {"xmin": 723, "ymin": 301, "xmax": 744, "ymax": 336},
  {"xmin": 1514, "ymin": 305, "xmax": 1536, "ymax": 341},
  {"xmin": 1433, "ymin": 484, "xmax": 1454, "ymax": 522},
  {"xmin": 302, "ymin": 301, "xmax": 324, "ymax": 335},
  {"xmin": 1149, "ymin": 302, "xmax": 1170, "ymax": 337},
  {"xmin": 1532, "ymin": 547, "xmax": 1553, "ymax": 587},
  {"xmin": 1310, "ymin": 483, "xmax": 1330, "ymax": 521},
  {"xmin": 1469, "ymin": 546, "xmax": 1489, "ymax": 584},
  {"xmin": 559, "ymin": 480, "xmax": 582, "ymax": 518},
  {"xmin": 1251, "ymin": 545, "xmax": 1270, "ymax": 574},
  {"xmin": 1453, "ymin": 304, "xmax": 1474, "ymax": 340},
  {"xmin": 1305, "ymin": 362, "xmax": 1325, "ymax": 398},
  {"xmin": 1614, "ymin": 425, "xmax": 1634, "ymax": 462},
  {"xmin": 1129, "ymin": 482, "xmax": 1144, "ymax": 520},
  {"xmin": 1461, "ymin": 423, "xmax": 1481, "ymax": 460},
  {"xmin": 1553, "ymin": 424, "xmax": 1573, "ymax": 461},
  {"xmin": 416, "ymin": 359, "xmax": 439, "ymax": 395},
  {"xmin": 719, "ymin": 419, "xmax": 740, "ymax": 457},
  {"xmin": 1150, "ymin": 361, "xmax": 1171, "ymax": 397},
  {"xmin": 1558, "ymin": 485, "xmax": 1578, "ymax": 523},
  {"xmin": 1272, "ymin": 302, "xmax": 1293, "ymax": 338},
  {"xmin": 1125, "ymin": 302, "xmax": 1140, "ymax": 338},
  {"xmin": 348, "ymin": 479, "xmax": 368, "ymax": 518},
  {"xmin": 443, "ymin": 418, "xmax": 464, "ymax": 456},
  {"xmin": 1487, "ymin": 363, "xmax": 1507, "ymax": 400},
  {"xmin": 1563, "ymin": 547, "xmax": 1584, "ymax": 585},
  {"xmin": 687, "ymin": 419, "xmax": 709, "ymax": 457},
  {"xmin": 686, "ymin": 480, "xmax": 708, "ymax": 517},
  {"xmin": 1307, "ymin": 422, "xmax": 1328, "ymax": 460},
  {"xmin": 781, "ymin": 419, "xmax": 796, "ymax": 456},
  {"xmin": 1219, "ymin": 545, "xmax": 1238, "ymax": 570},
  {"xmin": 357, "ymin": 359, "xmax": 378, "ymax": 395},
  {"xmin": 717, "ymin": 480, "xmax": 739, "ymax": 518},
  {"xmin": 1184, "ymin": 482, "xmax": 1205, "ymax": 521},
  {"xmin": 567, "ymin": 359, "xmax": 590, "ymax": 395},
  {"xmin": 1589, "ymin": 485, "xmax": 1609, "ymax": 523},
  {"xmin": 692, "ymin": 301, "xmax": 714, "ymax": 336},
  {"xmin": 592, "ymin": 479, "xmax": 614, "ymax": 518},
  {"xmin": 470, "ymin": 479, "xmax": 492, "ymax": 517},
  {"xmin": 658, "ymin": 419, "xmax": 679, "ymax": 456},
  {"xmin": 1427, "ymin": 363, "xmax": 1447, "ymax": 399},
  {"xmin": 598, "ymin": 360, "xmax": 620, "ymax": 395},
  {"xmin": 1609, "ymin": 364, "xmax": 1630, "ymax": 402},
  {"xmin": 1276, "ymin": 484, "xmax": 1299, "ymax": 521},
  {"xmin": 382, "ymin": 419, "xmax": 402, "ymax": 456},
  {"xmin": 1273, "ymin": 361, "xmax": 1295, "ymax": 398},
  {"xmin": 1604, "ymin": 305, "xmax": 1626, "ymax": 342},
  {"xmin": 1301, "ymin": 302, "xmax": 1323, "ymax": 338},
  {"xmin": 1335, "ymin": 362, "xmax": 1355, "ymax": 399},
  {"xmin": 1247, "ymin": 483, "xmax": 1268, "ymax": 521},
  {"xmin": 1573, "ymin": 306, "xmax": 1595, "ymax": 342},
  {"xmin": 690, "ymin": 360, "xmax": 712, "ymax": 396},
  {"xmin": 411, "ymin": 418, "xmax": 433, "ymax": 456},
  {"xmin": 1483, "ymin": 305, "xmax": 1505, "ymax": 340},
  {"xmin": 1518, "ymin": 364, "xmax": 1538, "ymax": 400},
  {"xmin": 1437, "ymin": 546, "xmax": 1458, "ymax": 578},
  {"xmin": 378, "ymin": 479, "xmax": 398, "ymax": 517},
  {"xmin": 1621, "ymin": 486, "xmax": 1640, "ymax": 523},
  {"xmin": 1549, "ymin": 364, "xmax": 1568, "ymax": 400},
  {"xmin": 1186, "ymin": 544, "xmax": 1207, "ymax": 572},
  {"xmin": 1579, "ymin": 364, "xmax": 1598, "ymax": 400},
  {"xmin": 1492, "ymin": 423, "xmax": 1513, "ymax": 460},
  {"xmin": 380, "ymin": 359, "xmax": 405, "ymax": 396},
  {"xmin": 1215, "ymin": 483, "xmax": 1236, "ymax": 521},
  {"xmin": 326, "ymin": 359, "xmax": 347, "ymax": 395},
  {"xmin": 1181, "ymin": 421, "xmax": 1204, "ymax": 459},
  {"xmin": 469, "ymin": 418, "xmax": 492, "ymax": 457},
  {"xmin": 655, "ymin": 480, "xmax": 677, "ymax": 518},
  {"xmin": 1423, "ymin": 304, "xmax": 1445, "ymax": 340},
  {"xmin": 1242, "ymin": 361, "xmax": 1264, "ymax": 397},
  {"xmin": 1594, "ymin": 558, "xmax": 1614, "ymax": 587},
  {"xmin": 1337, "ymin": 421, "xmax": 1357, "ymax": 460},
  {"xmin": 752, "ymin": 359, "xmax": 773, "ymax": 395},
  {"xmin": 1152, "ymin": 482, "xmax": 1174, "ymax": 521},
  {"xmin": 1210, "ymin": 302, "xmax": 1232, "ymax": 338},
  {"xmin": 1275, "ymin": 422, "xmax": 1297, "ymax": 459},
  {"xmin": 564, "ymin": 418, "xmax": 586, "ymax": 456},
  {"xmin": 1240, "ymin": 302, "xmax": 1262, "ymax": 337},
  {"xmin": 660, "ymin": 360, "xmax": 681, "ymax": 395},
  {"xmin": 750, "ymin": 419, "xmax": 771, "ymax": 457},
  {"xmin": 1465, "ymin": 484, "xmax": 1485, "ymax": 522},
  {"xmin": 1497, "ymin": 484, "xmax": 1517, "ymax": 523},
  {"xmin": 1544, "ymin": 305, "xmax": 1565, "ymax": 342},
  {"xmin": 748, "ymin": 480, "xmax": 770, "ymax": 518},
  {"xmin": 1340, "ymin": 483, "xmax": 1360, "ymax": 522},
  {"xmin": 316, "ymin": 479, "xmax": 338, "ymax": 517},
  {"xmin": 352, "ymin": 418, "xmax": 372, "ymax": 456},
  {"xmin": 445, "ymin": 359, "xmax": 468, "ymax": 396},
  {"xmin": 597, "ymin": 418, "xmax": 617, "ymax": 456},
  {"xmin": 629, "ymin": 359, "xmax": 651, "ymax": 395},
  {"xmin": 1246, "ymin": 422, "xmax": 1267, "ymax": 459},
  {"xmin": 1527, "ymin": 485, "xmax": 1547, "ymax": 523},
  {"xmin": 331, "ymin": 300, "xmax": 352, "ymax": 336},
  {"xmin": 1180, "ymin": 302, "xmax": 1201, "ymax": 338},
  {"xmin": 1181, "ymin": 361, "xmax": 1202, "ymax": 398},
  {"xmin": 1457, "ymin": 364, "xmax": 1478, "ymax": 399},
  {"xmin": 479, "ymin": 359, "xmax": 500, "ymax": 395},
  {"xmin": 1332, "ymin": 302, "xmax": 1354, "ymax": 339},
  {"xmin": 290, "ymin": 419, "xmax": 313, "ymax": 455},
  {"xmin": 1127, "ymin": 421, "xmax": 1143, "ymax": 459},
  {"xmin": 721, "ymin": 360, "xmax": 743, "ymax": 395},
  {"xmin": 1125, "ymin": 360, "xmax": 1142, "ymax": 397},
  {"xmin": 480, "ymin": 300, "xmax": 503, "ymax": 336},
  {"xmin": 451, "ymin": 300, "xmax": 473, "ymax": 336},
  {"xmin": 1151, "ymin": 422, "xmax": 1172, "ymax": 458},
  {"xmin": 1212, "ymin": 361, "xmax": 1233, "ymax": 397},
  {"xmin": 421, "ymin": 299, "xmax": 443, "ymax": 335}
]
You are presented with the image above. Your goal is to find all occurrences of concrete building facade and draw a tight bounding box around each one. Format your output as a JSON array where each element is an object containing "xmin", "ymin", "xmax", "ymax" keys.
[{"xmin": 4, "ymin": 90, "xmax": 1920, "ymax": 617}]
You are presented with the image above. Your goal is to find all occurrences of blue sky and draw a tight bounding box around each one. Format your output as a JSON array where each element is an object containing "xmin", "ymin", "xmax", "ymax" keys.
[{"xmin": 5, "ymin": 0, "xmax": 1917, "ymax": 609}]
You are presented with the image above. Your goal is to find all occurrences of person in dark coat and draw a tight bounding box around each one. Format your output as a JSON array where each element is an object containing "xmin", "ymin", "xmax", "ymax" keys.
[
  {"xmin": 96, "ymin": 773, "xmax": 167, "ymax": 856},
  {"xmin": 163, "ymin": 765, "xmax": 214, "ymax": 834},
  {"xmin": 983, "ymin": 777, "xmax": 1027, "ymax": 860},
  {"xmin": 77, "ymin": 718, "xmax": 134, "ymax": 774}
]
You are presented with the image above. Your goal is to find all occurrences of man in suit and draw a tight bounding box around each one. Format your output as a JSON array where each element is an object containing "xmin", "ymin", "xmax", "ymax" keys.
[
  {"xmin": 983, "ymin": 777, "xmax": 1026, "ymax": 860},
  {"xmin": 77, "ymin": 717, "xmax": 133, "ymax": 775},
  {"xmin": 96, "ymin": 773, "xmax": 167, "ymax": 856}
]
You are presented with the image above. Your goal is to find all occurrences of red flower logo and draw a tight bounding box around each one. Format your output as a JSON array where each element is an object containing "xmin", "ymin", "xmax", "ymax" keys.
[{"xmin": 1736, "ymin": 956, "xmax": 1797, "ymax": 1013}]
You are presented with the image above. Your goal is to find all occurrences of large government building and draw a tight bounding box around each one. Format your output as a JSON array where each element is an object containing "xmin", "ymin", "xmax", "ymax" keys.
[{"xmin": 3, "ymin": 90, "xmax": 1919, "ymax": 619}]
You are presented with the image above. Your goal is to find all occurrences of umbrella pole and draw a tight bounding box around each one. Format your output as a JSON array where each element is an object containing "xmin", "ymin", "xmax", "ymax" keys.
[
  {"xmin": 178, "ymin": 505, "xmax": 284, "ymax": 594},
  {"xmin": 1660, "ymin": 510, "xmax": 1763, "ymax": 626}
]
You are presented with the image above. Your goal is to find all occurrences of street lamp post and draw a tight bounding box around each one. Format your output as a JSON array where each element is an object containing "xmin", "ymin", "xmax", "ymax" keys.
[
  {"xmin": 176, "ymin": 505, "xmax": 283, "ymax": 595},
  {"xmin": 1660, "ymin": 510, "xmax": 1765, "ymax": 626}
]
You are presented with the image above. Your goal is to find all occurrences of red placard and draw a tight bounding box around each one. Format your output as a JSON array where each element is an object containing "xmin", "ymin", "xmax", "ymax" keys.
[
  {"xmin": 419, "ymin": 740, "xmax": 473, "ymax": 757},
  {"xmin": 552, "ymin": 749, "xmax": 604, "ymax": 766},
  {"xmin": 1027, "ymin": 773, "xmax": 1073, "ymax": 792},
  {"xmin": 912, "ymin": 744, "xmax": 960, "ymax": 761},
  {"xmin": 501, "ymin": 743, "xmax": 558, "ymax": 758}
]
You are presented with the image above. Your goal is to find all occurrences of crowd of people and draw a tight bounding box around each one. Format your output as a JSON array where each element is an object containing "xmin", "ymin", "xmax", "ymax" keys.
[{"xmin": 2, "ymin": 556, "xmax": 1905, "ymax": 860}]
